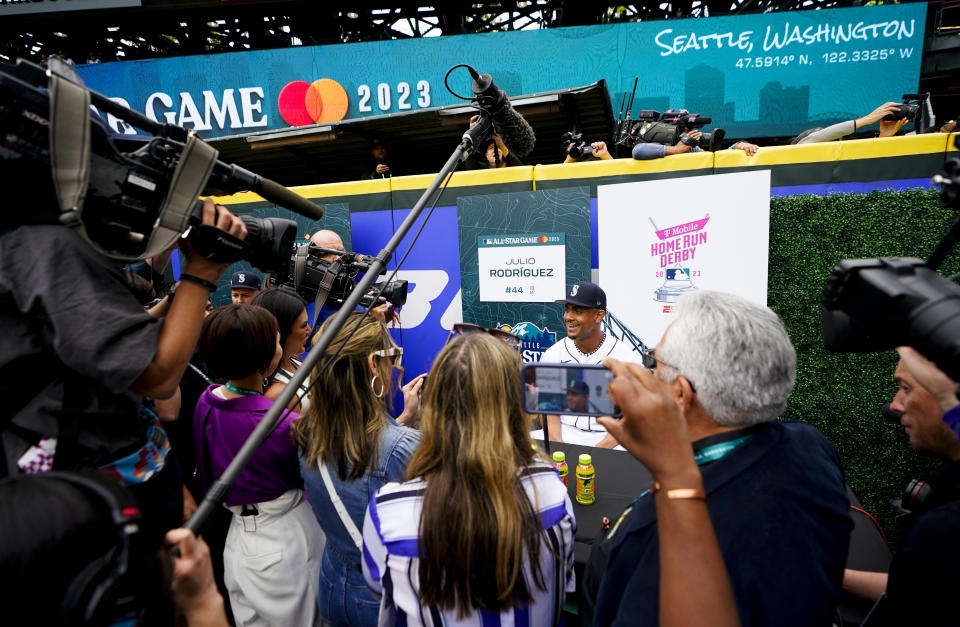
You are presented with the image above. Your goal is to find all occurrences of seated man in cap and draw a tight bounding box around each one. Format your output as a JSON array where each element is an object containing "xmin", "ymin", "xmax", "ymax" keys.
[
  {"xmin": 533, "ymin": 281, "xmax": 641, "ymax": 448},
  {"xmin": 230, "ymin": 270, "xmax": 262, "ymax": 306}
]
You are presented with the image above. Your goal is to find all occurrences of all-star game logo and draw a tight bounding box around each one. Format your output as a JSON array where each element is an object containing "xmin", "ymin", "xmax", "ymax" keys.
[{"xmin": 496, "ymin": 322, "xmax": 557, "ymax": 363}]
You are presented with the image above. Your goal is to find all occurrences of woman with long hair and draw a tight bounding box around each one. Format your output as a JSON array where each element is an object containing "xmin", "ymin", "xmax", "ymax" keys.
[
  {"xmin": 294, "ymin": 311, "xmax": 423, "ymax": 626},
  {"xmin": 194, "ymin": 304, "xmax": 324, "ymax": 627},
  {"xmin": 362, "ymin": 332, "xmax": 576, "ymax": 625},
  {"xmin": 251, "ymin": 287, "xmax": 313, "ymax": 411}
]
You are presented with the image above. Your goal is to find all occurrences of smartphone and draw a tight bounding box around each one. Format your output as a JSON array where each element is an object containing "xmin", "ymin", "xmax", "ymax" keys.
[{"xmin": 521, "ymin": 363, "xmax": 621, "ymax": 417}]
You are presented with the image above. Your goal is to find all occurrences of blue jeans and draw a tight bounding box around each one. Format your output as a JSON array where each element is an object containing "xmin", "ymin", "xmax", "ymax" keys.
[{"xmin": 317, "ymin": 548, "xmax": 380, "ymax": 626}]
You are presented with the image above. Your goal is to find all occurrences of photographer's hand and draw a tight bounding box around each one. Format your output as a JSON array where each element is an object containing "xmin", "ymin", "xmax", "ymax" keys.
[
  {"xmin": 665, "ymin": 130, "xmax": 701, "ymax": 156},
  {"xmin": 598, "ymin": 358, "xmax": 695, "ymax": 481},
  {"xmin": 166, "ymin": 528, "xmax": 228, "ymax": 627},
  {"xmin": 879, "ymin": 116, "xmax": 908, "ymax": 138},
  {"xmin": 897, "ymin": 346, "xmax": 960, "ymax": 414},
  {"xmin": 132, "ymin": 199, "xmax": 246, "ymax": 399},
  {"xmin": 733, "ymin": 141, "xmax": 759, "ymax": 156},
  {"xmin": 857, "ymin": 102, "xmax": 902, "ymax": 130},
  {"xmin": 397, "ymin": 374, "xmax": 427, "ymax": 426},
  {"xmin": 592, "ymin": 141, "xmax": 613, "ymax": 160}
]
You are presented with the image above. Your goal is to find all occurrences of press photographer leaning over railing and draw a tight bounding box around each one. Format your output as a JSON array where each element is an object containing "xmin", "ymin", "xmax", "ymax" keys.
[{"xmin": 0, "ymin": 197, "xmax": 246, "ymax": 543}]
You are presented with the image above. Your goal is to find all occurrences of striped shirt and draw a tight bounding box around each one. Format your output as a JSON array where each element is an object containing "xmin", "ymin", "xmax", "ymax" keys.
[{"xmin": 362, "ymin": 461, "xmax": 577, "ymax": 627}]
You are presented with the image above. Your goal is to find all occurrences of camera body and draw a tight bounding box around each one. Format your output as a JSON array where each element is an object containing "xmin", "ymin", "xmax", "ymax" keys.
[
  {"xmin": 281, "ymin": 243, "xmax": 408, "ymax": 310},
  {"xmin": 633, "ymin": 109, "xmax": 726, "ymax": 151},
  {"xmin": 821, "ymin": 135, "xmax": 960, "ymax": 378},
  {"xmin": 883, "ymin": 93, "xmax": 928, "ymax": 122},
  {"xmin": 561, "ymin": 132, "xmax": 593, "ymax": 160},
  {"xmin": 821, "ymin": 257, "xmax": 960, "ymax": 381}
]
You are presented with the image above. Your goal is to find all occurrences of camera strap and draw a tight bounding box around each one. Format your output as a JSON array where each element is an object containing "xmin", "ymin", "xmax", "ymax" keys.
[
  {"xmin": 48, "ymin": 73, "xmax": 91, "ymax": 226},
  {"xmin": 295, "ymin": 246, "xmax": 341, "ymax": 327},
  {"xmin": 143, "ymin": 134, "xmax": 218, "ymax": 259}
]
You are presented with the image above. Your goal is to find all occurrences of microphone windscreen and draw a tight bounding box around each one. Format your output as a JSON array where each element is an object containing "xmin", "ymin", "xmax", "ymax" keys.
[{"xmin": 489, "ymin": 96, "xmax": 536, "ymax": 158}]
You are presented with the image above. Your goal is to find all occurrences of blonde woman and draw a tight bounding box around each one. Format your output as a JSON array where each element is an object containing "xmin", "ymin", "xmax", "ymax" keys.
[
  {"xmin": 362, "ymin": 333, "xmax": 576, "ymax": 625},
  {"xmin": 294, "ymin": 312, "xmax": 423, "ymax": 626}
]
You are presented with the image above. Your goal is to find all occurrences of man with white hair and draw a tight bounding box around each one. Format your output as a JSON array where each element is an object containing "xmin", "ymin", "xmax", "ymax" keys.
[
  {"xmin": 307, "ymin": 229, "xmax": 395, "ymax": 326},
  {"xmin": 585, "ymin": 291, "xmax": 852, "ymax": 627}
]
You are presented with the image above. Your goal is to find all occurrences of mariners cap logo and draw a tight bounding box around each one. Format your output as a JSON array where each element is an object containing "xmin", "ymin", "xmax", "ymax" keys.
[
  {"xmin": 238, "ymin": 273, "xmax": 246, "ymax": 284},
  {"xmin": 570, "ymin": 284, "xmax": 579, "ymax": 297}
]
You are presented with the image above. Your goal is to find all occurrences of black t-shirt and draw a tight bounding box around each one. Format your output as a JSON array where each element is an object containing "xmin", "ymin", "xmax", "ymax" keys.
[
  {"xmin": 877, "ymin": 460, "xmax": 960, "ymax": 626},
  {"xmin": 0, "ymin": 225, "xmax": 161, "ymax": 475}
]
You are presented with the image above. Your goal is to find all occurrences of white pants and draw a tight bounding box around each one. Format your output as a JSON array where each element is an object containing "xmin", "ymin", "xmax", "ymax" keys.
[{"xmin": 224, "ymin": 490, "xmax": 326, "ymax": 627}]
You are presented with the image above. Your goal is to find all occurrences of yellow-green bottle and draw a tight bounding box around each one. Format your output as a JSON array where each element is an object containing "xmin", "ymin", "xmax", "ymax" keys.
[
  {"xmin": 552, "ymin": 450, "xmax": 568, "ymax": 487},
  {"xmin": 576, "ymin": 453, "xmax": 595, "ymax": 505}
]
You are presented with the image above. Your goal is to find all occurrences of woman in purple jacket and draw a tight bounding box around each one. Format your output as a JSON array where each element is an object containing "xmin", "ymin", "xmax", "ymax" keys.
[{"xmin": 194, "ymin": 304, "xmax": 324, "ymax": 627}]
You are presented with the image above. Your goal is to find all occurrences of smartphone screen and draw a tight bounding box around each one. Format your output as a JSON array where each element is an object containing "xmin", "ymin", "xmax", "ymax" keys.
[{"xmin": 521, "ymin": 363, "xmax": 621, "ymax": 417}]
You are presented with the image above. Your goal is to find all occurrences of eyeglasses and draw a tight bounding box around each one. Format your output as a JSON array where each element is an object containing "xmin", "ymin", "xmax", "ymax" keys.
[
  {"xmin": 371, "ymin": 346, "xmax": 403, "ymax": 368},
  {"xmin": 642, "ymin": 347, "xmax": 696, "ymax": 393},
  {"xmin": 444, "ymin": 323, "xmax": 521, "ymax": 351}
]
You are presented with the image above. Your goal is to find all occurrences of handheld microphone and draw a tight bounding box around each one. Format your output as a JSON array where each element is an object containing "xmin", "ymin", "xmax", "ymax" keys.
[{"xmin": 465, "ymin": 65, "xmax": 536, "ymax": 158}]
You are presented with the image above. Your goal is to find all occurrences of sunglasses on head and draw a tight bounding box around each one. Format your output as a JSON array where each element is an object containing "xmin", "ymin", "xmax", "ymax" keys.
[
  {"xmin": 445, "ymin": 323, "xmax": 521, "ymax": 350},
  {"xmin": 371, "ymin": 345, "xmax": 403, "ymax": 368}
]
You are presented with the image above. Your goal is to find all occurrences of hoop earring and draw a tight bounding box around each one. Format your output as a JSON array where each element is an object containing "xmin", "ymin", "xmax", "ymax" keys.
[{"xmin": 371, "ymin": 374, "xmax": 385, "ymax": 398}]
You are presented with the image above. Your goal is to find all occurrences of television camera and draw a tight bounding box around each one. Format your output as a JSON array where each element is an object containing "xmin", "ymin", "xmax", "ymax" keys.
[
  {"xmin": 0, "ymin": 57, "xmax": 322, "ymax": 271},
  {"xmin": 282, "ymin": 243, "xmax": 408, "ymax": 311},
  {"xmin": 632, "ymin": 109, "xmax": 726, "ymax": 152}
]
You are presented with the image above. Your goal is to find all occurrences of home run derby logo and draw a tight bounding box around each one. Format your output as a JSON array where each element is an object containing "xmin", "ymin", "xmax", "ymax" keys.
[
  {"xmin": 496, "ymin": 322, "xmax": 557, "ymax": 363},
  {"xmin": 278, "ymin": 79, "xmax": 349, "ymax": 126}
]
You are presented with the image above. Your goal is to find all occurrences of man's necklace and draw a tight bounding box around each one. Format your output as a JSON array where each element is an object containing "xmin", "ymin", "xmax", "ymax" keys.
[{"xmin": 574, "ymin": 332, "xmax": 606, "ymax": 358}]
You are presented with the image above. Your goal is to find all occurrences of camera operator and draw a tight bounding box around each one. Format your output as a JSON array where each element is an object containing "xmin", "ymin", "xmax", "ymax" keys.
[
  {"xmin": 632, "ymin": 130, "xmax": 759, "ymax": 159},
  {"xmin": 307, "ymin": 229, "xmax": 397, "ymax": 326},
  {"xmin": 463, "ymin": 115, "xmax": 524, "ymax": 170},
  {"xmin": 360, "ymin": 139, "xmax": 394, "ymax": 180},
  {"xmin": 842, "ymin": 346, "xmax": 960, "ymax": 625},
  {"xmin": 0, "ymin": 197, "xmax": 246, "ymax": 543},
  {"xmin": 563, "ymin": 139, "xmax": 614, "ymax": 163},
  {"xmin": 791, "ymin": 101, "xmax": 908, "ymax": 144}
]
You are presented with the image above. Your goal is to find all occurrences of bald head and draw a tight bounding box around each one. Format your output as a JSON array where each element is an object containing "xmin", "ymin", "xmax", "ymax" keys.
[{"xmin": 310, "ymin": 229, "xmax": 345, "ymax": 262}]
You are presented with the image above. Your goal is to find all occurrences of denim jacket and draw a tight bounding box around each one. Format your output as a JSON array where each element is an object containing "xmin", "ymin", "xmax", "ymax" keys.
[{"xmin": 300, "ymin": 416, "xmax": 420, "ymax": 625}]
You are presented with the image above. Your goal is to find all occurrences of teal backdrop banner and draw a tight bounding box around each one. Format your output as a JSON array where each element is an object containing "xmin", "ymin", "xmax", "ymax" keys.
[
  {"xmin": 76, "ymin": 3, "xmax": 924, "ymax": 140},
  {"xmin": 458, "ymin": 188, "xmax": 591, "ymax": 362}
]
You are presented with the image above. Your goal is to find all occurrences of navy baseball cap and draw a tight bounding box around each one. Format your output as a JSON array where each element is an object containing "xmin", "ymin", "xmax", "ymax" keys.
[
  {"xmin": 230, "ymin": 270, "xmax": 262, "ymax": 291},
  {"xmin": 567, "ymin": 380, "xmax": 590, "ymax": 395},
  {"xmin": 555, "ymin": 281, "xmax": 606, "ymax": 310}
]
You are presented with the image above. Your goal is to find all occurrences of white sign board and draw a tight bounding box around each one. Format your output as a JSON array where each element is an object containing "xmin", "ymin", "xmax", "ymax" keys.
[
  {"xmin": 477, "ymin": 233, "xmax": 566, "ymax": 302},
  {"xmin": 597, "ymin": 170, "xmax": 771, "ymax": 347}
]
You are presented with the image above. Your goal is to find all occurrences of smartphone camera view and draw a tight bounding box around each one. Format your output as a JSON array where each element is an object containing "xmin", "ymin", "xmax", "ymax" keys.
[{"xmin": 522, "ymin": 363, "xmax": 621, "ymax": 417}]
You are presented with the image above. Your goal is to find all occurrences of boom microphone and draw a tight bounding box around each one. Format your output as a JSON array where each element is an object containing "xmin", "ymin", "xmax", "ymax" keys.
[{"xmin": 466, "ymin": 65, "xmax": 536, "ymax": 158}]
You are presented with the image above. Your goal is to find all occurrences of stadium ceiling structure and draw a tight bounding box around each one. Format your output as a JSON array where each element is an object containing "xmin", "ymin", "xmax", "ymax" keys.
[{"xmin": 0, "ymin": 0, "xmax": 901, "ymax": 65}]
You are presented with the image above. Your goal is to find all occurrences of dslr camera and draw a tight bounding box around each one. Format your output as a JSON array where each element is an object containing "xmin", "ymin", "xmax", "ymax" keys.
[
  {"xmin": 633, "ymin": 109, "xmax": 726, "ymax": 152},
  {"xmin": 281, "ymin": 243, "xmax": 408, "ymax": 310},
  {"xmin": 821, "ymin": 135, "xmax": 960, "ymax": 380},
  {"xmin": 561, "ymin": 131, "xmax": 594, "ymax": 161},
  {"xmin": 883, "ymin": 93, "xmax": 929, "ymax": 122}
]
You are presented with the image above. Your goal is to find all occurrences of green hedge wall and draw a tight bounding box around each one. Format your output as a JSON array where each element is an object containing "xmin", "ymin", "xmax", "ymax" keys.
[{"xmin": 769, "ymin": 189, "xmax": 952, "ymax": 533}]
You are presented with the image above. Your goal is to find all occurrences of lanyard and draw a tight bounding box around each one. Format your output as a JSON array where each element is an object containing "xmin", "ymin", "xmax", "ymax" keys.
[
  {"xmin": 694, "ymin": 435, "xmax": 753, "ymax": 465},
  {"xmin": 605, "ymin": 434, "xmax": 752, "ymax": 542}
]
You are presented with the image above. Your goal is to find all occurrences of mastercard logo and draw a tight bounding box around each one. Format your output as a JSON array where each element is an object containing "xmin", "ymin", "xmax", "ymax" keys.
[
  {"xmin": 538, "ymin": 236, "xmax": 549, "ymax": 243},
  {"xmin": 277, "ymin": 79, "xmax": 349, "ymax": 126}
]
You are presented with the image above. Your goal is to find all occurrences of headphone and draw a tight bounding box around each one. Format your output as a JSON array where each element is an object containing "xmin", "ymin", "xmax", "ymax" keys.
[
  {"xmin": 882, "ymin": 404, "xmax": 942, "ymax": 516},
  {"xmin": 42, "ymin": 472, "xmax": 145, "ymax": 627}
]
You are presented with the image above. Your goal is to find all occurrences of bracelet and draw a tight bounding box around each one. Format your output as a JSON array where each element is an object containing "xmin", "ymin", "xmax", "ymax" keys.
[
  {"xmin": 650, "ymin": 482, "xmax": 706, "ymax": 500},
  {"xmin": 179, "ymin": 273, "xmax": 219, "ymax": 292}
]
